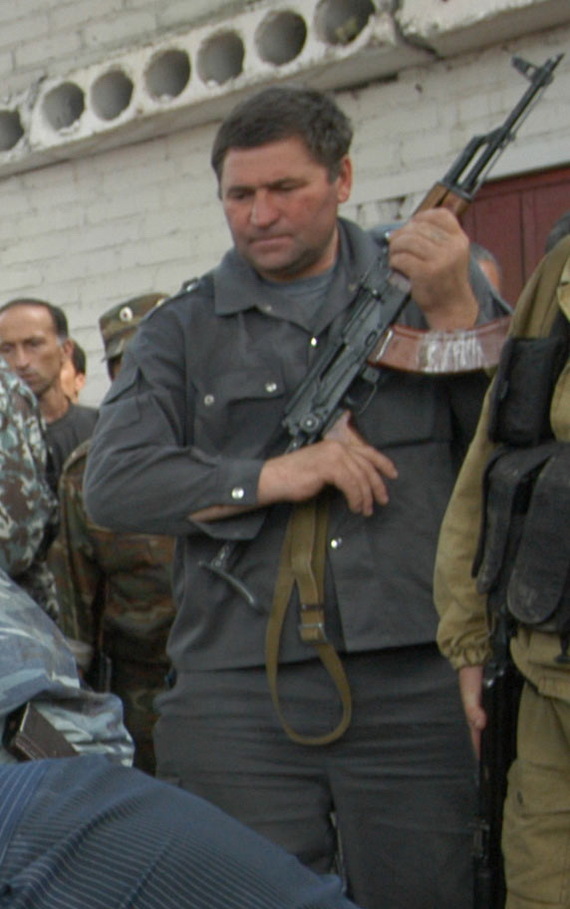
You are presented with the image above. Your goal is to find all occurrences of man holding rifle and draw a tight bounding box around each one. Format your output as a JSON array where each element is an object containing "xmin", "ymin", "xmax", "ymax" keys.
[{"xmin": 84, "ymin": 85, "xmax": 505, "ymax": 908}]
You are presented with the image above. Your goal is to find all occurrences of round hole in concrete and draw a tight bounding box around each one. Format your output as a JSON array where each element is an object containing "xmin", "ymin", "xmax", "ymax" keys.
[
  {"xmin": 91, "ymin": 70, "xmax": 134, "ymax": 121},
  {"xmin": 197, "ymin": 31, "xmax": 244, "ymax": 85},
  {"xmin": 146, "ymin": 48, "xmax": 191, "ymax": 100},
  {"xmin": 256, "ymin": 11, "xmax": 307, "ymax": 65},
  {"xmin": 314, "ymin": 0, "xmax": 374, "ymax": 45},
  {"xmin": 0, "ymin": 110, "xmax": 24, "ymax": 150},
  {"xmin": 42, "ymin": 82, "xmax": 85, "ymax": 131}
]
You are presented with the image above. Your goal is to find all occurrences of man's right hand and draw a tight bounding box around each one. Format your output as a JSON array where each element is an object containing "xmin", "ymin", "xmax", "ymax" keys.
[
  {"xmin": 257, "ymin": 412, "xmax": 398, "ymax": 515},
  {"xmin": 458, "ymin": 664, "xmax": 487, "ymax": 757}
]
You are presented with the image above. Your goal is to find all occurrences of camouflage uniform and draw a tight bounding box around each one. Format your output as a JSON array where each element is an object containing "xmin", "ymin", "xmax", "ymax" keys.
[
  {"xmin": 51, "ymin": 294, "xmax": 176, "ymax": 774},
  {"xmin": 0, "ymin": 571, "xmax": 133, "ymax": 766},
  {"xmin": 0, "ymin": 358, "xmax": 133, "ymax": 765},
  {"xmin": 0, "ymin": 360, "xmax": 59, "ymax": 619}
]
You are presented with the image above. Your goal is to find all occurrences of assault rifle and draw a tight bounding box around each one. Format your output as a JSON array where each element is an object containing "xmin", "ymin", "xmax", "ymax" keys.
[
  {"xmin": 203, "ymin": 52, "xmax": 562, "ymax": 589},
  {"xmin": 474, "ymin": 602, "xmax": 523, "ymax": 909},
  {"xmin": 282, "ymin": 53, "xmax": 563, "ymax": 448}
]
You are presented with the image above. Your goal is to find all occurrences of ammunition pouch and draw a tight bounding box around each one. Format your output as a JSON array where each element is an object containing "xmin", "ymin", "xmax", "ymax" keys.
[
  {"xmin": 475, "ymin": 319, "xmax": 570, "ymax": 655},
  {"xmin": 475, "ymin": 442, "xmax": 570, "ymax": 639},
  {"xmin": 487, "ymin": 334, "xmax": 567, "ymax": 447}
]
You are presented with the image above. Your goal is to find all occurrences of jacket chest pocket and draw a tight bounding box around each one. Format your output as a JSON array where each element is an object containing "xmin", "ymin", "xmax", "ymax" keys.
[
  {"xmin": 194, "ymin": 366, "xmax": 286, "ymax": 456},
  {"xmin": 359, "ymin": 372, "xmax": 452, "ymax": 448}
]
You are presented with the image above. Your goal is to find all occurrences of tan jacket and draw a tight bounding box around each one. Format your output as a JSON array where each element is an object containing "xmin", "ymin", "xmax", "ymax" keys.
[{"xmin": 435, "ymin": 235, "xmax": 570, "ymax": 703}]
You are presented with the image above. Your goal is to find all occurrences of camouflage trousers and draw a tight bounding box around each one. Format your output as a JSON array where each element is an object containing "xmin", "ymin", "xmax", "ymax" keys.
[
  {"xmin": 503, "ymin": 681, "xmax": 570, "ymax": 908},
  {"xmin": 111, "ymin": 658, "xmax": 169, "ymax": 775}
]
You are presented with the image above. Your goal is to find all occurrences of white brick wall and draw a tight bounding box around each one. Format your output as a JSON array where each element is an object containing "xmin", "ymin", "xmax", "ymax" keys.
[
  {"xmin": 0, "ymin": 2, "xmax": 568, "ymax": 405},
  {"xmin": 0, "ymin": 0, "xmax": 239, "ymax": 92}
]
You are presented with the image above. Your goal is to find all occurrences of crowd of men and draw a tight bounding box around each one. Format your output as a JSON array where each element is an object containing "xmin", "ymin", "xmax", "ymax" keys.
[{"xmin": 0, "ymin": 83, "xmax": 568, "ymax": 909}]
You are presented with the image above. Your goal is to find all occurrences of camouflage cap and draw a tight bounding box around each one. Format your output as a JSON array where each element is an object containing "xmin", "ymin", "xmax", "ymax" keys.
[{"xmin": 99, "ymin": 293, "xmax": 167, "ymax": 361}]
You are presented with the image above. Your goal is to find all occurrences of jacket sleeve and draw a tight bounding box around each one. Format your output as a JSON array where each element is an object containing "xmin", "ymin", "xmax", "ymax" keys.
[
  {"xmin": 434, "ymin": 387, "xmax": 495, "ymax": 669},
  {"xmin": 50, "ymin": 450, "xmax": 103, "ymax": 665},
  {"xmin": 83, "ymin": 302, "xmax": 265, "ymax": 540},
  {"xmin": 434, "ymin": 266, "xmax": 515, "ymax": 668}
]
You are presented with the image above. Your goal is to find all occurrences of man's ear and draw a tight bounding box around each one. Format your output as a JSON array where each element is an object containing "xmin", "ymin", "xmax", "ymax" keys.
[
  {"xmin": 60, "ymin": 337, "xmax": 74, "ymax": 363},
  {"xmin": 336, "ymin": 156, "xmax": 352, "ymax": 204}
]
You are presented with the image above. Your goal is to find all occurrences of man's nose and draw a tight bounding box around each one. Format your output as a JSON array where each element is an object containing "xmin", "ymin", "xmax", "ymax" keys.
[
  {"xmin": 250, "ymin": 191, "xmax": 278, "ymax": 227},
  {"xmin": 12, "ymin": 346, "xmax": 29, "ymax": 369}
]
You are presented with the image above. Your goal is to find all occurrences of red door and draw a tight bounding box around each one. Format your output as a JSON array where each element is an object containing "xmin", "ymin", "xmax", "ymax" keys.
[{"xmin": 461, "ymin": 166, "xmax": 570, "ymax": 305}]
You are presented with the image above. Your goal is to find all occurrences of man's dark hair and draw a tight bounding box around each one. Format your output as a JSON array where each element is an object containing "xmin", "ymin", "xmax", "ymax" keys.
[
  {"xmin": 545, "ymin": 211, "xmax": 570, "ymax": 253},
  {"xmin": 211, "ymin": 85, "xmax": 353, "ymax": 183},
  {"xmin": 70, "ymin": 339, "xmax": 87, "ymax": 375},
  {"xmin": 0, "ymin": 298, "xmax": 69, "ymax": 341}
]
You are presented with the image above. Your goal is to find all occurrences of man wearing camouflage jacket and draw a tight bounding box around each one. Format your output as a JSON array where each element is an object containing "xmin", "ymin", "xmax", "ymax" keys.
[{"xmin": 51, "ymin": 294, "xmax": 175, "ymax": 773}]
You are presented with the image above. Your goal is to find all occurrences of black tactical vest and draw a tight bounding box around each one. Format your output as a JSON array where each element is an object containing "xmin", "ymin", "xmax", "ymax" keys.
[{"xmin": 473, "ymin": 311, "xmax": 570, "ymax": 659}]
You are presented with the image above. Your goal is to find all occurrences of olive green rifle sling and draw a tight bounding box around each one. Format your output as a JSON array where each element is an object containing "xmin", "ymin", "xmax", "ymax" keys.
[{"xmin": 265, "ymin": 496, "xmax": 352, "ymax": 745}]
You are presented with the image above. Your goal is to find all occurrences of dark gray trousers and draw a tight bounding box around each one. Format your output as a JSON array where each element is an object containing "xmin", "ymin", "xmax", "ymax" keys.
[{"xmin": 155, "ymin": 645, "xmax": 476, "ymax": 909}]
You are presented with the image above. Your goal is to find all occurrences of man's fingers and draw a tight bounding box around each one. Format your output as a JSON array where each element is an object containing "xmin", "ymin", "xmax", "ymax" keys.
[
  {"xmin": 458, "ymin": 665, "xmax": 487, "ymax": 758},
  {"xmin": 257, "ymin": 435, "xmax": 398, "ymax": 513},
  {"xmin": 348, "ymin": 449, "xmax": 393, "ymax": 510},
  {"xmin": 326, "ymin": 438, "xmax": 398, "ymax": 513}
]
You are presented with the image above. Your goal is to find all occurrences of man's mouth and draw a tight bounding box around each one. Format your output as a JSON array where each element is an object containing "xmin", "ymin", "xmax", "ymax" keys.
[
  {"xmin": 19, "ymin": 371, "xmax": 37, "ymax": 384},
  {"xmin": 249, "ymin": 235, "xmax": 290, "ymax": 249}
]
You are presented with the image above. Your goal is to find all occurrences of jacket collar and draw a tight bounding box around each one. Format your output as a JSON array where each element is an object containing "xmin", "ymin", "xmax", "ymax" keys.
[{"xmin": 212, "ymin": 218, "xmax": 379, "ymax": 332}]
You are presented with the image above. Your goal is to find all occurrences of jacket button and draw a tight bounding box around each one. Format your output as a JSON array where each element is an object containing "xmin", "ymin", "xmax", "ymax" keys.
[{"xmin": 231, "ymin": 487, "xmax": 245, "ymax": 500}]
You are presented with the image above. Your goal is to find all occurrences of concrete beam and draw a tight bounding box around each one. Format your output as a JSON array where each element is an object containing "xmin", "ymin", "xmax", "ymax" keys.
[{"xmin": 397, "ymin": 0, "xmax": 570, "ymax": 56}]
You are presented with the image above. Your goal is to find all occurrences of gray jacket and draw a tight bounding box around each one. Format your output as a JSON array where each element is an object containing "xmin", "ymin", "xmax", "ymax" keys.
[{"xmin": 84, "ymin": 218, "xmax": 504, "ymax": 671}]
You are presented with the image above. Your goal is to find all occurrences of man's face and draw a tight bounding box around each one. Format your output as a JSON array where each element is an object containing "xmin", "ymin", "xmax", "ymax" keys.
[
  {"xmin": 0, "ymin": 304, "xmax": 69, "ymax": 399},
  {"xmin": 219, "ymin": 136, "xmax": 352, "ymax": 282}
]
